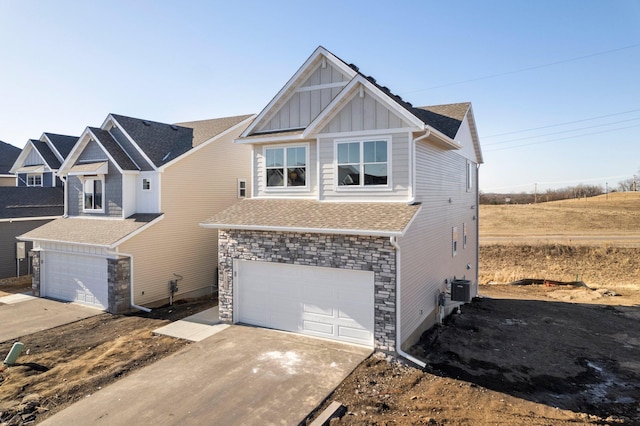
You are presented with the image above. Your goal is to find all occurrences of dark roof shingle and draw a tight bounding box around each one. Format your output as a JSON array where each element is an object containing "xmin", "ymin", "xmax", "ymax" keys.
[
  {"xmin": 89, "ymin": 128, "xmax": 139, "ymax": 171},
  {"xmin": 30, "ymin": 139, "xmax": 62, "ymax": 169},
  {"xmin": 0, "ymin": 187, "xmax": 63, "ymax": 219},
  {"xmin": 44, "ymin": 133, "xmax": 78, "ymax": 159},
  {"xmin": 0, "ymin": 141, "xmax": 21, "ymax": 174}
]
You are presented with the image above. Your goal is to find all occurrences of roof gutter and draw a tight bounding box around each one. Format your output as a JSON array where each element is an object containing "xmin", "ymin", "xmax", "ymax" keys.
[
  {"xmin": 199, "ymin": 223, "xmax": 405, "ymax": 237},
  {"xmin": 389, "ymin": 236, "xmax": 426, "ymax": 368}
]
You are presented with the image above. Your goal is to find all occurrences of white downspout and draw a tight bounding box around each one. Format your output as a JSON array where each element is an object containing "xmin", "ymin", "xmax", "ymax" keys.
[
  {"xmin": 60, "ymin": 175, "xmax": 68, "ymax": 218},
  {"xmin": 408, "ymin": 129, "xmax": 431, "ymax": 205},
  {"xmin": 109, "ymin": 251, "xmax": 151, "ymax": 312},
  {"xmin": 390, "ymin": 236, "xmax": 426, "ymax": 368}
]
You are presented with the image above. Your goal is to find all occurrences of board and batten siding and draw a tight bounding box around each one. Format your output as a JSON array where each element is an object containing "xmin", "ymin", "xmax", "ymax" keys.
[
  {"xmin": 24, "ymin": 148, "xmax": 46, "ymax": 167},
  {"xmin": 119, "ymin": 122, "xmax": 252, "ymax": 306},
  {"xmin": 318, "ymin": 132, "xmax": 411, "ymax": 201},
  {"xmin": 398, "ymin": 140, "xmax": 478, "ymax": 349},
  {"xmin": 259, "ymin": 63, "xmax": 349, "ymax": 132},
  {"xmin": 254, "ymin": 141, "xmax": 318, "ymax": 199}
]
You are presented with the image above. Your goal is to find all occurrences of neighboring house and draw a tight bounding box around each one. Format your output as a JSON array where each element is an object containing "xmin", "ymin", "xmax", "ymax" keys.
[
  {"xmin": 10, "ymin": 133, "xmax": 78, "ymax": 187},
  {"xmin": 201, "ymin": 46, "xmax": 483, "ymax": 356},
  {"xmin": 20, "ymin": 113, "xmax": 254, "ymax": 312},
  {"xmin": 0, "ymin": 187, "xmax": 63, "ymax": 278},
  {"xmin": 0, "ymin": 140, "xmax": 21, "ymax": 186}
]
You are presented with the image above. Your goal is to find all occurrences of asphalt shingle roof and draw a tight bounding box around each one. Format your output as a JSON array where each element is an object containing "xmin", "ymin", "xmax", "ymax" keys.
[
  {"xmin": 0, "ymin": 187, "xmax": 63, "ymax": 219},
  {"xmin": 177, "ymin": 114, "xmax": 254, "ymax": 146},
  {"xmin": 89, "ymin": 128, "xmax": 139, "ymax": 171},
  {"xmin": 0, "ymin": 141, "xmax": 20, "ymax": 174},
  {"xmin": 413, "ymin": 103, "xmax": 471, "ymax": 139},
  {"xmin": 30, "ymin": 139, "xmax": 62, "ymax": 169},
  {"xmin": 201, "ymin": 199, "xmax": 420, "ymax": 236},
  {"xmin": 19, "ymin": 214, "xmax": 162, "ymax": 246},
  {"xmin": 111, "ymin": 114, "xmax": 194, "ymax": 167},
  {"xmin": 44, "ymin": 133, "xmax": 78, "ymax": 159}
]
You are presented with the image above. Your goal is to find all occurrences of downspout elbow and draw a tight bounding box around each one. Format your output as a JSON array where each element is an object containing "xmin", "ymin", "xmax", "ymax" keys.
[{"xmin": 390, "ymin": 236, "xmax": 426, "ymax": 369}]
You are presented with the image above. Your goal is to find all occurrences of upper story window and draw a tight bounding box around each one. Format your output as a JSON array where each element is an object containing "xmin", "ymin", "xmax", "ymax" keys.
[
  {"xmin": 142, "ymin": 178, "xmax": 151, "ymax": 190},
  {"xmin": 83, "ymin": 178, "xmax": 104, "ymax": 211},
  {"xmin": 238, "ymin": 179, "xmax": 247, "ymax": 198},
  {"xmin": 27, "ymin": 174, "xmax": 42, "ymax": 187},
  {"xmin": 265, "ymin": 146, "xmax": 307, "ymax": 188},
  {"xmin": 336, "ymin": 139, "xmax": 388, "ymax": 187}
]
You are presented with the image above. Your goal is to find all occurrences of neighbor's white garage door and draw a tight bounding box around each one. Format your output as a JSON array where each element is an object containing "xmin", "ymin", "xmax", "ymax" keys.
[
  {"xmin": 236, "ymin": 261, "xmax": 374, "ymax": 346},
  {"xmin": 43, "ymin": 251, "xmax": 108, "ymax": 309}
]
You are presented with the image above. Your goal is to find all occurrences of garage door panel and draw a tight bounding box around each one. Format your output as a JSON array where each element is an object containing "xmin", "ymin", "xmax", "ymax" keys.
[
  {"xmin": 237, "ymin": 261, "xmax": 374, "ymax": 346},
  {"xmin": 43, "ymin": 251, "xmax": 107, "ymax": 309}
]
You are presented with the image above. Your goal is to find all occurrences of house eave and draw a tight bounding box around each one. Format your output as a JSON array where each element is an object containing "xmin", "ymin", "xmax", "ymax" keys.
[{"xmin": 199, "ymin": 222, "xmax": 405, "ymax": 237}]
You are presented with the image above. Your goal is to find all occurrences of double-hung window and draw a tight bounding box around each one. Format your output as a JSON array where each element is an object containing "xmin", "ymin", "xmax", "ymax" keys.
[
  {"xmin": 83, "ymin": 178, "xmax": 103, "ymax": 211},
  {"xmin": 27, "ymin": 174, "xmax": 42, "ymax": 187},
  {"xmin": 265, "ymin": 146, "xmax": 306, "ymax": 188},
  {"xmin": 337, "ymin": 139, "xmax": 388, "ymax": 187}
]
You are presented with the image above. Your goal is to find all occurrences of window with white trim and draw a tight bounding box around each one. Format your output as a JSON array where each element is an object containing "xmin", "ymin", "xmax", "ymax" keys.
[
  {"xmin": 27, "ymin": 174, "xmax": 42, "ymax": 187},
  {"xmin": 238, "ymin": 179, "xmax": 247, "ymax": 198},
  {"xmin": 142, "ymin": 178, "xmax": 151, "ymax": 190},
  {"xmin": 83, "ymin": 178, "xmax": 104, "ymax": 211},
  {"xmin": 337, "ymin": 139, "xmax": 388, "ymax": 187},
  {"xmin": 265, "ymin": 146, "xmax": 306, "ymax": 188}
]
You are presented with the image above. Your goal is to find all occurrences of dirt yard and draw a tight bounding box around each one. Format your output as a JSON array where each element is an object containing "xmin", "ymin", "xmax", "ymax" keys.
[
  {"xmin": 0, "ymin": 282, "xmax": 217, "ymax": 425},
  {"xmin": 310, "ymin": 283, "xmax": 640, "ymax": 425}
]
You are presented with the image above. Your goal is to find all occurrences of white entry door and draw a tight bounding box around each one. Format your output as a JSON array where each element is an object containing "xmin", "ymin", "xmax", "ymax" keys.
[
  {"xmin": 43, "ymin": 251, "xmax": 108, "ymax": 309},
  {"xmin": 236, "ymin": 260, "xmax": 374, "ymax": 346}
]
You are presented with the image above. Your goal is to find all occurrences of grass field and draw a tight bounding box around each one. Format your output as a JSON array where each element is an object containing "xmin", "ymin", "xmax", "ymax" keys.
[{"xmin": 479, "ymin": 192, "xmax": 640, "ymax": 288}]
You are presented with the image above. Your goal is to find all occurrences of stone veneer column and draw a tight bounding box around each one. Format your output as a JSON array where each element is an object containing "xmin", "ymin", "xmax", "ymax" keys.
[
  {"xmin": 31, "ymin": 251, "xmax": 41, "ymax": 297},
  {"xmin": 217, "ymin": 229, "xmax": 397, "ymax": 351},
  {"xmin": 108, "ymin": 257, "xmax": 131, "ymax": 314}
]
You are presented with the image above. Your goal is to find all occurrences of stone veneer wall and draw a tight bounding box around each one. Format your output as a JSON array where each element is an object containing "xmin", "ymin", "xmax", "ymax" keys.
[
  {"xmin": 31, "ymin": 251, "xmax": 41, "ymax": 296},
  {"xmin": 108, "ymin": 257, "xmax": 131, "ymax": 314},
  {"xmin": 218, "ymin": 230, "xmax": 397, "ymax": 351}
]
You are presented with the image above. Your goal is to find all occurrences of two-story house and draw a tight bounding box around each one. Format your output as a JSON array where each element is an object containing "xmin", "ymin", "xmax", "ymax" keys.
[
  {"xmin": 21, "ymin": 113, "xmax": 254, "ymax": 313},
  {"xmin": 11, "ymin": 133, "xmax": 78, "ymax": 187},
  {"xmin": 0, "ymin": 136, "xmax": 69, "ymax": 279},
  {"xmin": 200, "ymin": 47, "xmax": 482, "ymax": 359}
]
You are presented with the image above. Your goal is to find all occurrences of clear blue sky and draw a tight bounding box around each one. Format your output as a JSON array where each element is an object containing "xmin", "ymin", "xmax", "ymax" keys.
[{"xmin": 1, "ymin": 0, "xmax": 639, "ymax": 193}]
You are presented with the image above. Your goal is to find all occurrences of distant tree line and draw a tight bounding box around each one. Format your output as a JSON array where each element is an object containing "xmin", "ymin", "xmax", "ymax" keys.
[{"xmin": 480, "ymin": 184, "xmax": 605, "ymax": 205}]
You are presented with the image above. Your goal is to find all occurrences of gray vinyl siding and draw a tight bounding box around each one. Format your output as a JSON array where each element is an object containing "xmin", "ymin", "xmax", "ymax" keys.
[
  {"xmin": 254, "ymin": 141, "xmax": 317, "ymax": 198},
  {"xmin": 43, "ymin": 172, "xmax": 53, "ymax": 187},
  {"xmin": 319, "ymin": 132, "xmax": 410, "ymax": 201},
  {"xmin": 17, "ymin": 174, "xmax": 26, "ymax": 187},
  {"xmin": 260, "ymin": 63, "xmax": 349, "ymax": 132},
  {"xmin": 68, "ymin": 141, "xmax": 123, "ymax": 218},
  {"xmin": 320, "ymin": 91, "xmax": 408, "ymax": 134},
  {"xmin": 0, "ymin": 219, "xmax": 53, "ymax": 278},
  {"xmin": 398, "ymin": 140, "xmax": 478, "ymax": 349},
  {"xmin": 109, "ymin": 126, "xmax": 151, "ymax": 171}
]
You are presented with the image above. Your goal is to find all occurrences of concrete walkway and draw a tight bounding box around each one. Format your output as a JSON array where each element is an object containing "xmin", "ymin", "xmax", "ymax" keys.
[
  {"xmin": 41, "ymin": 325, "xmax": 372, "ymax": 426},
  {"xmin": 0, "ymin": 294, "xmax": 101, "ymax": 343},
  {"xmin": 153, "ymin": 305, "xmax": 229, "ymax": 342}
]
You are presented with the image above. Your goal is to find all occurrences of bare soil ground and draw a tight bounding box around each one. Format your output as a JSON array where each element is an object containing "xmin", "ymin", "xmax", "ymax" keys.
[
  {"xmin": 0, "ymin": 281, "xmax": 217, "ymax": 425},
  {"xmin": 310, "ymin": 283, "xmax": 640, "ymax": 425}
]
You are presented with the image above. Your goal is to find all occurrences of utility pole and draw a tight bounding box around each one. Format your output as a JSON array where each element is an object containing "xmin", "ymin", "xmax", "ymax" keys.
[
  {"xmin": 606, "ymin": 182, "xmax": 608, "ymax": 200},
  {"xmin": 634, "ymin": 175, "xmax": 637, "ymax": 192},
  {"xmin": 534, "ymin": 183, "xmax": 537, "ymax": 204}
]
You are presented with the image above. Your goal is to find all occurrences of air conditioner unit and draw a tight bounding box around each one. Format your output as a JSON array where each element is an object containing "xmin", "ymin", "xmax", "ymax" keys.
[{"xmin": 451, "ymin": 279, "xmax": 472, "ymax": 302}]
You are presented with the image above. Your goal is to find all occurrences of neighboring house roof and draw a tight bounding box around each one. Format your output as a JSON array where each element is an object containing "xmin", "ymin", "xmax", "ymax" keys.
[
  {"xmin": 30, "ymin": 139, "xmax": 62, "ymax": 169},
  {"xmin": 88, "ymin": 128, "xmax": 140, "ymax": 171},
  {"xmin": 0, "ymin": 187, "xmax": 63, "ymax": 219},
  {"xmin": 0, "ymin": 140, "xmax": 20, "ymax": 174},
  {"xmin": 110, "ymin": 114, "xmax": 194, "ymax": 167},
  {"xmin": 201, "ymin": 199, "xmax": 420, "ymax": 237},
  {"xmin": 177, "ymin": 114, "xmax": 255, "ymax": 146},
  {"xmin": 43, "ymin": 133, "xmax": 78, "ymax": 159},
  {"xmin": 19, "ymin": 214, "xmax": 163, "ymax": 247}
]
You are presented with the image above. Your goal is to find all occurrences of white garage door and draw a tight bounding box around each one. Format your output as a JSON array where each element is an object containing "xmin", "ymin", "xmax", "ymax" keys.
[
  {"xmin": 236, "ymin": 261, "xmax": 374, "ymax": 346},
  {"xmin": 43, "ymin": 251, "xmax": 108, "ymax": 309}
]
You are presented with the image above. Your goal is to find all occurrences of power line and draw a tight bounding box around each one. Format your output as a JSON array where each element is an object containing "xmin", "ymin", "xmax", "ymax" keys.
[
  {"xmin": 482, "ymin": 108, "xmax": 640, "ymax": 139},
  {"xmin": 402, "ymin": 43, "xmax": 640, "ymax": 94},
  {"xmin": 483, "ymin": 117, "xmax": 640, "ymax": 146},
  {"xmin": 483, "ymin": 124, "xmax": 640, "ymax": 152}
]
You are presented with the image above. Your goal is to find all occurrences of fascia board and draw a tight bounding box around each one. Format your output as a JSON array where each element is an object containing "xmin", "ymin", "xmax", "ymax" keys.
[
  {"xmin": 59, "ymin": 128, "xmax": 92, "ymax": 173},
  {"xmin": 198, "ymin": 222, "xmax": 404, "ymax": 237},
  {"xmin": 426, "ymin": 126, "xmax": 462, "ymax": 150},
  {"xmin": 465, "ymin": 105, "xmax": 484, "ymax": 164},
  {"xmin": 241, "ymin": 47, "xmax": 358, "ymax": 138},
  {"xmin": 234, "ymin": 132, "xmax": 305, "ymax": 145},
  {"xmin": 0, "ymin": 215, "xmax": 62, "ymax": 223},
  {"xmin": 106, "ymin": 114, "xmax": 156, "ymax": 171},
  {"xmin": 159, "ymin": 115, "xmax": 256, "ymax": 171},
  {"xmin": 41, "ymin": 133, "xmax": 66, "ymax": 163},
  {"xmin": 9, "ymin": 141, "xmax": 36, "ymax": 174}
]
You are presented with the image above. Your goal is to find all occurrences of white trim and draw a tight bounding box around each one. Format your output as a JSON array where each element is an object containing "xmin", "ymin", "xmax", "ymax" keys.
[
  {"xmin": 296, "ymin": 81, "xmax": 348, "ymax": 93},
  {"xmin": 237, "ymin": 178, "xmax": 247, "ymax": 198},
  {"xmin": 241, "ymin": 46, "xmax": 358, "ymax": 137},
  {"xmin": 333, "ymin": 136, "xmax": 392, "ymax": 191},
  {"xmin": 26, "ymin": 173, "xmax": 43, "ymax": 187},
  {"xmin": 1, "ymin": 216, "xmax": 61, "ymax": 224},
  {"xmin": 40, "ymin": 133, "xmax": 68, "ymax": 163},
  {"xmin": 59, "ymin": 128, "xmax": 126, "ymax": 175},
  {"xmin": 234, "ymin": 132, "xmax": 304, "ymax": 145},
  {"xmin": 262, "ymin": 143, "xmax": 310, "ymax": 191},
  {"xmin": 81, "ymin": 177, "xmax": 105, "ymax": 213},
  {"xmin": 318, "ymin": 127, "xmax": 419, "ymax": 139}
]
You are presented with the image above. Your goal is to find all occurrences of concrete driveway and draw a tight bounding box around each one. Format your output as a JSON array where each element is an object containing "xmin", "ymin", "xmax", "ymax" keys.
[
  {"xmin": 0, "ymin": 294, "xmax": 101, "ymax": 343},
  {"xmin": 41, "ymin": 325, "xmax": 372, "ymax": 426}
]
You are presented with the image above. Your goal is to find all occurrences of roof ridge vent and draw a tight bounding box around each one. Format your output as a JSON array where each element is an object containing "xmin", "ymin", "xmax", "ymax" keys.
[
  {"xmin": 142, "ymin": 120, "xmax": 151, "ymax": 126},
  {"xmin": 348, "ymin": 63, "xmax": 359, "ymax": 72},
  {"xmin": 170, "ymin": 125, "xmax": 178, "ymax": 131}
]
